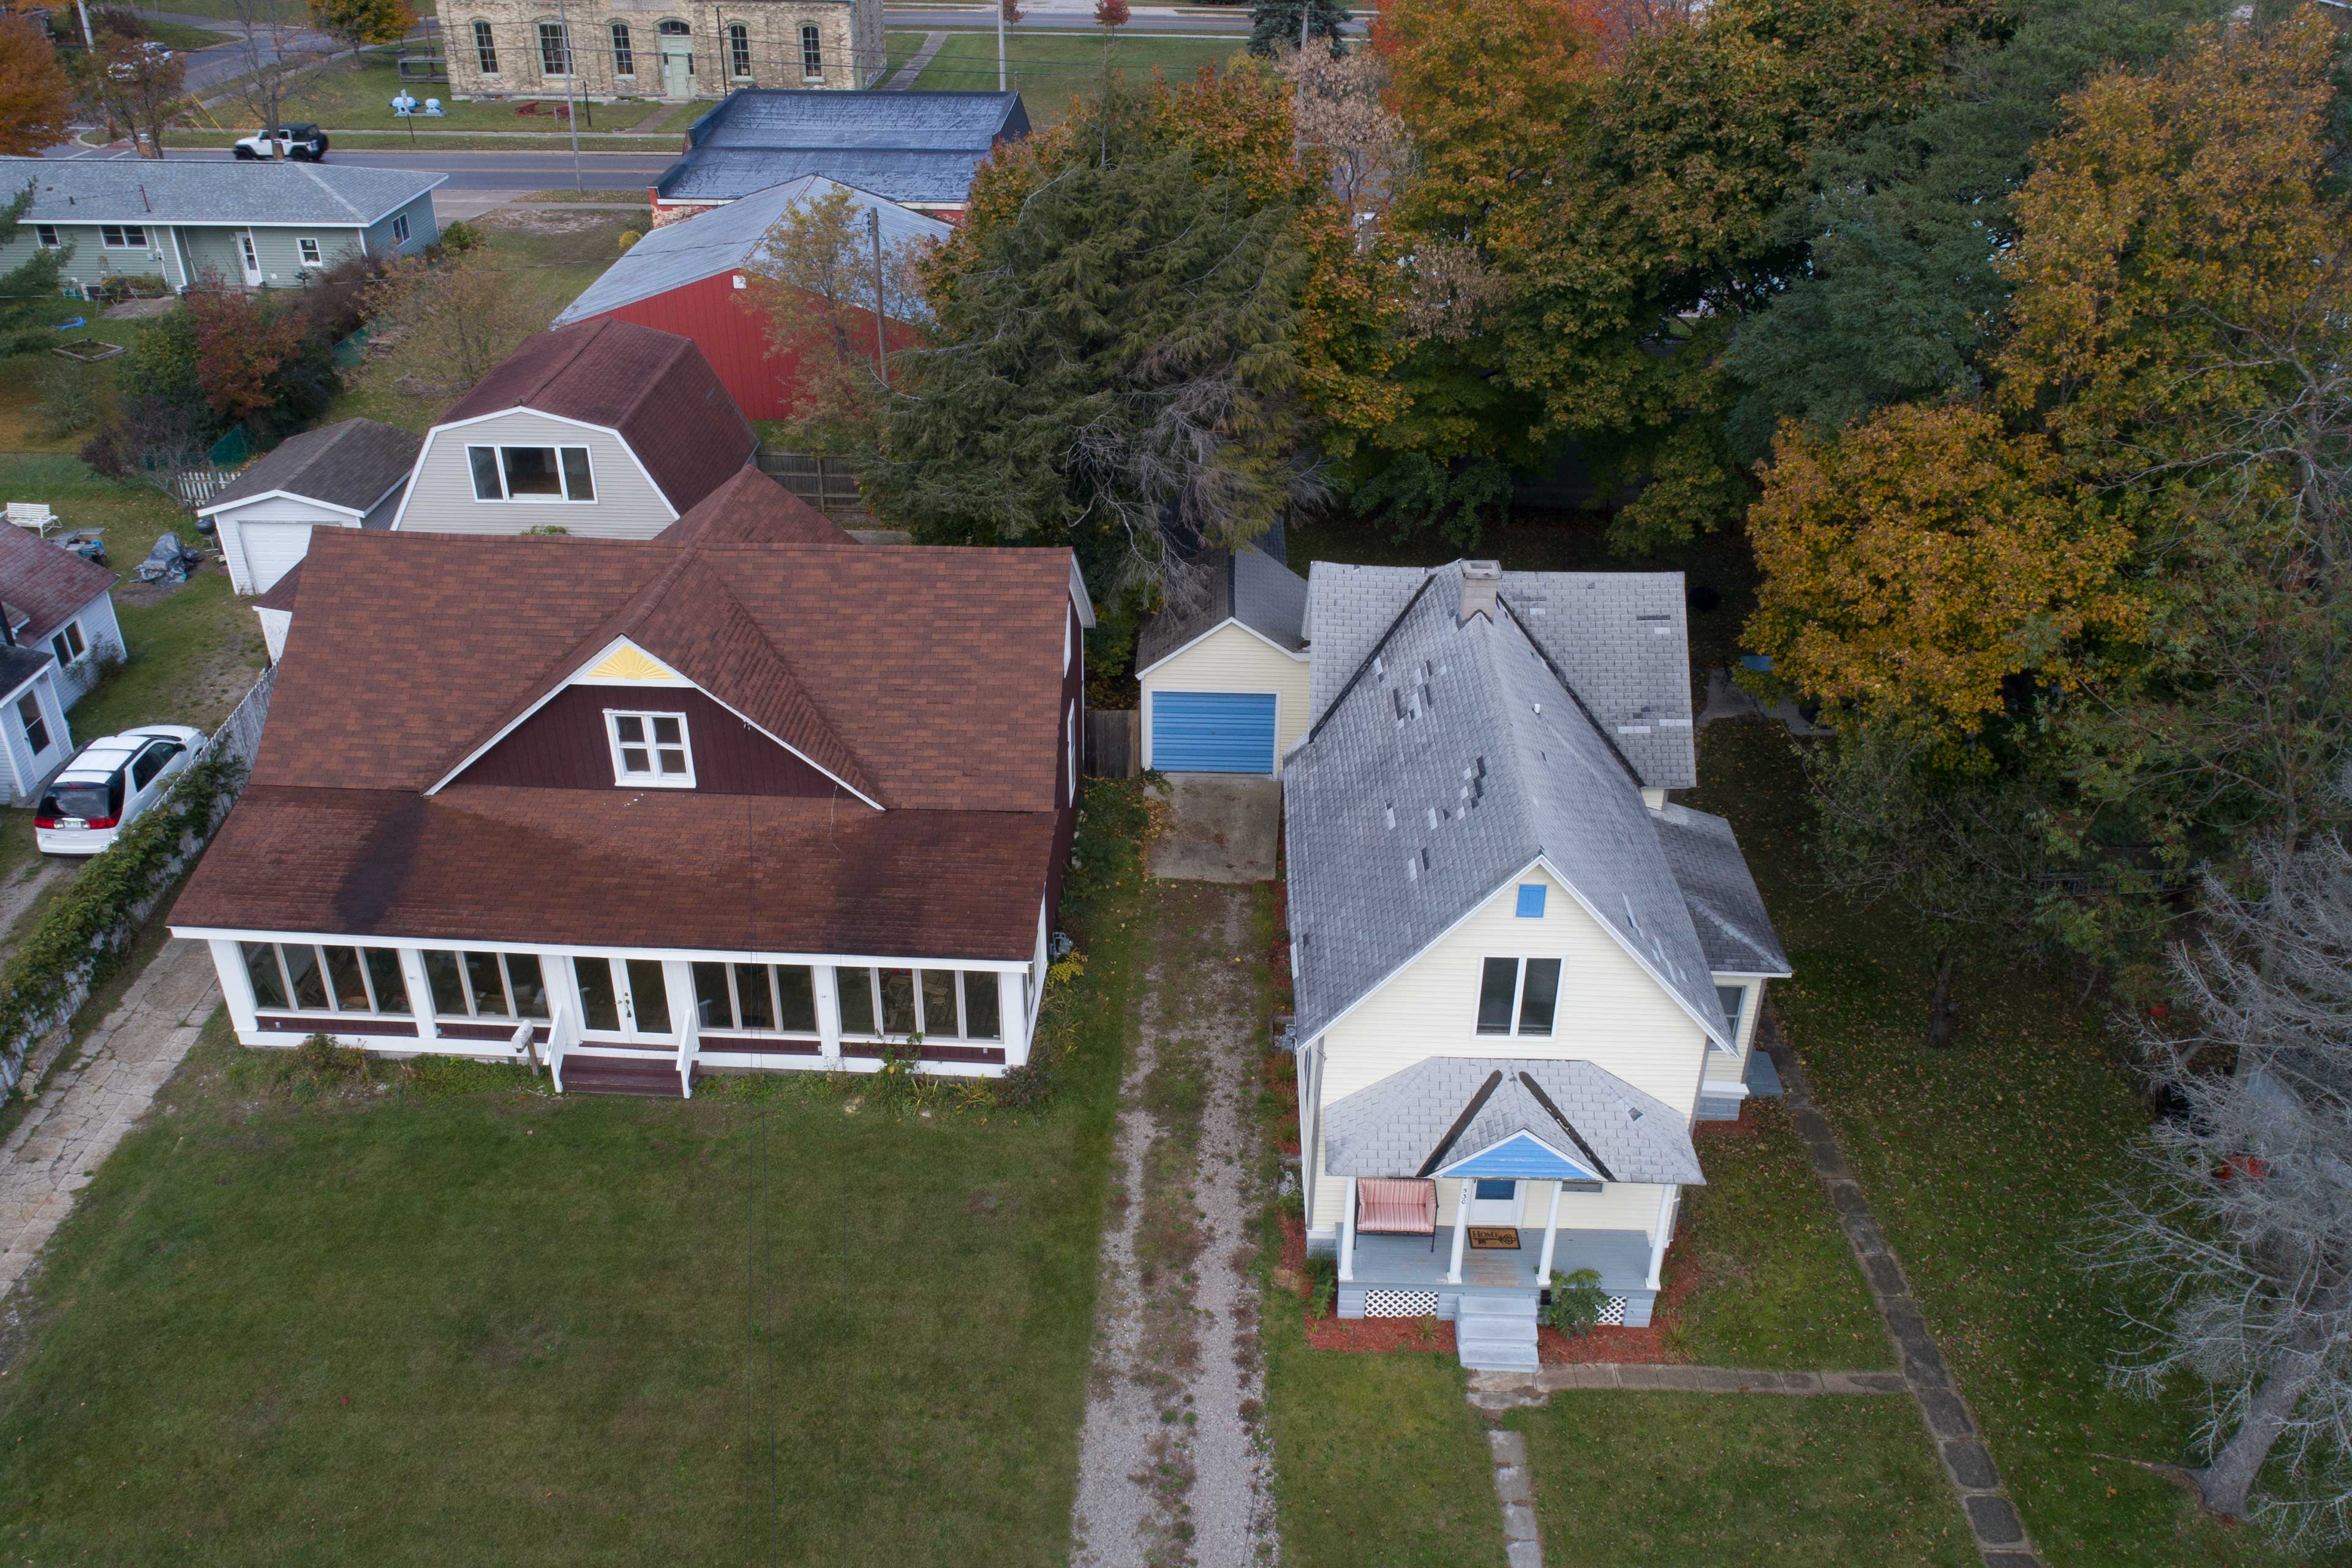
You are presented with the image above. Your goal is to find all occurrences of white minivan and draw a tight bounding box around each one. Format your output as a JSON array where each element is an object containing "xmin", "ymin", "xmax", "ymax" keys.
[{"xmin": 34, "ymin": 726, "xmax": 204, "ymax": 857}]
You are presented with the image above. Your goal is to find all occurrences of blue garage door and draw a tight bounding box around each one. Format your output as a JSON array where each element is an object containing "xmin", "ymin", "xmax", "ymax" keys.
[{"xmin": 1152, "ymin": 692, "xmax": 1278, "ymax": 774}]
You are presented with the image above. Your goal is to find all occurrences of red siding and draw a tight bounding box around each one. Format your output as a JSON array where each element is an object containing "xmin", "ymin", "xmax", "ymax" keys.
[
  {"xmin": 1044, "ymin": 597, "xmax": 1084, "ymax": 931},
  {"xmin": 450, "ymin": 685, "xmax": 840, "ymax": 796},
  {"xmin": 577, "ymin": 270, "xmax": 919, "ymax": 423}
]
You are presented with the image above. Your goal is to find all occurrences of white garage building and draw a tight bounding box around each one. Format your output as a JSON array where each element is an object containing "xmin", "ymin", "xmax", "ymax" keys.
[
  {"xmin": 1134, "ymin": 533, "xmax": 1310, "ymax": 775},
  {"xmin": 199, "ymin": 419, "xmax": 421, "ymax": 595}
]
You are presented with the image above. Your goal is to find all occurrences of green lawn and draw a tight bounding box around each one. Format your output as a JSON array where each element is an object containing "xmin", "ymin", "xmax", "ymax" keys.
[
  {"xmin": 913, "ymin": 32, "xmax": 1245, "ymax": 127},
  {"xmin": 1683, "ymin": 722, "xmax": 2301, "ymax": 1567},
  {"xmin": 147, "ymin": 18, "xmax": 236, "ymax": 48},
  {"xmin": 885, "ymin": 27, "xmax": 930, "ymax": 75},
  {"xmin": 1509, "ymin": 1393, "xmax": 1975, "ymax": 1567},
  {"xmin": 204, "ymin": 58, "xmax": 683, "ymax": 134},
  {"xmin": 1669, "ymin": 1101, "xmax": 1891, "ymax": 1370},
  {"xmin": 1262, "ymin": 1302, "xmax": 1505, "ymax": 1568},
  {"xmin": 0, "ymin": 788, "xmax": 1147, "ymax": 1564}
]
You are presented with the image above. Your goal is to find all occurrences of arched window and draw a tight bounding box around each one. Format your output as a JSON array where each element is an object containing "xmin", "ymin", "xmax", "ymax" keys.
[
  {"xmin": 728, "ymin": 21, "xmax": 751, "ymax": 78},
  {"xmin": 537, "ymin": 18, "xmax": 571, "ymax": 75},
  {"xmin": 657, "ymin": 18, "xmax": 690, "ymax": 32},
  {"xmin": 799, "ymin": 22, "xmax": 821, "ymax": 78},
  {"xmin": 472, "ymin": 18, "xmax": 498, "ymax": 74},
  {"xmin": 609, "ymin": 20, "xmax": 633, "ymax": 75}
]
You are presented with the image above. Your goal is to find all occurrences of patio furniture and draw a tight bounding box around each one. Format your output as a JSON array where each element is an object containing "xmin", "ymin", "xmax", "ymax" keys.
[
  {"xmin": 6, "ymin": 503, "xmax": 57, "ymax": 537},
  {"xmin": 1355, "ymin": 1177, "xmax": 1438, "ymax": 1252},
  {"xmin": 58, "ymin": 529, "xmax": 105, "ymax": 566}
]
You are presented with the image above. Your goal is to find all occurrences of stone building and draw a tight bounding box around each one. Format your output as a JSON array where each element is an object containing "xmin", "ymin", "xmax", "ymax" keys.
[{"xmin": 437, "ymin": 0, "xmax": 884, "ymax": 100}]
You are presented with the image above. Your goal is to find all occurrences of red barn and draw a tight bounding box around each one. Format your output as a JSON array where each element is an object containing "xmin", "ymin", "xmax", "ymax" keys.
[{"xmin": 552, "ymin": 176, "xmax": 951, "ymax": 423}]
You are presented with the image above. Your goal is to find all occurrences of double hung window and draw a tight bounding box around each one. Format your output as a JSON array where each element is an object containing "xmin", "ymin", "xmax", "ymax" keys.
[
  {"xmin": 799, "ymin": 22, "xmax": 821, "ymax": 77},
  {"xmin": 728, "ymin": 21, "xmax": 750, "ymax": 76},
  {"xmin": 691, "ymin": 962, "xmax": 820, "ymax": 1033},
  {"xmin": 467, "ymin": 443, "xmax": 594, "ymax": 502},
  {"xmin": 49, "ymin": 622, "xmax": 83, "ymax": 666},
  {"xmin": 1476, "ymin": 957, "xmax": 1561, "ymax": 1037},
  {"xmin": 606, "ymin": 710, "xmax": 692, "ymax": 786},
  {"xmin": 538, "ymin": 20, "xmax": 571, "ymax": 75},
  {"xmin": 610, "ymin": 20, "xmax": 634, "ymax": 73},
  {"xmin": 473, "ymin": 19, "xmax": 499, "ymax": 72},
  {"xmin": 243, "ymin": 942, "xmax": 412, "ymax": 1016},
  {"xmin": 1715, "ymin": 984, "xmax": 1747, "ymax": 1040},
  {"xmin": 391, "ymin": 213, "xmax": 411, "ymax": 243},
  {"xmin": 422, "ymin": 949, "xmax": 549, "ymax": 1020},
  {"xmin": 99, "ymin": 225, "xmax": 146, "ymax": 249},
  {"xmin": 834, "ymin": 967, "xmax": 1002, "ymax": 1041},
  {"xmin": 34, "ymin": 225, "xmax": 58, "ymax": 249},
  {"xmin": 298, "ymin": 237, "xmax": 322, "ymax": 266}
]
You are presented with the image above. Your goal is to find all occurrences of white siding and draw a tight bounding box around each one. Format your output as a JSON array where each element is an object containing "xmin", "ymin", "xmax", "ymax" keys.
[
  {"xmin": 1139, "ymin": 622, "xmax": 1312, "ymax": 776},
  {"xmin": 1306, "ymin": 863, "xmax": 1712, "ymax": 1231},
  {"xmin": 396, "ymin": 412, "xmax": 676, "ymax": 538},
  {"xmin": 45, "ymin": 591, "xmax": 123, "ymax": 709},
  {"xmin": 0, "ymin": 669, "xmax": 70, "ymax": 805},
  {"xmin": 212, "ymin": 494, "xmax": 357, "ymax": 594}
]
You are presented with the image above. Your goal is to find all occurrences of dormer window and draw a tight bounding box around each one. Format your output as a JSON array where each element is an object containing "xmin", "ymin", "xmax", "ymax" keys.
[
  {"xmin": 469, "ymin": 443, "xmax": 595, "ymax": 502},
  {"xmin": 606, "ymin": 710, "xmax": 693, "ymax": 786}
]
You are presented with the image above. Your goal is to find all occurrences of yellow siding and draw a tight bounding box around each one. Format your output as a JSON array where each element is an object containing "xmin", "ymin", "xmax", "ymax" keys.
[
  {"xmin": 1139, "ymin": 622, "xmax": 1312, "ymax": 774},
  {"xmin": 1307, "ymin": 863, "xmax": 1712, "ymax": 1231}
]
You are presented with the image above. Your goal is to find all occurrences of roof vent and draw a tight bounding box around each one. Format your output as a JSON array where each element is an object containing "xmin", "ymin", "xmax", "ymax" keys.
[{"xmin": 1460, "ymin": 560, "xmax": 1501, "ymax": 624}]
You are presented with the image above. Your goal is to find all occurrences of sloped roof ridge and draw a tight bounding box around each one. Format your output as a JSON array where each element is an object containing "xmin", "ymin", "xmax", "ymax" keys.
[
  {"xmin": 1303, "ymin": 569, "xmax": 1438, "ymax": 747},
  {"xmin": 1496, "ymin": 592, "xmax": 1643, "ymax": 790}
]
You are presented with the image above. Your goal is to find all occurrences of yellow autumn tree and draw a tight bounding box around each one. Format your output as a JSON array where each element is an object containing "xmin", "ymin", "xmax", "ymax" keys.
[{"xmin": 1746, "ymin": 403, "xmax": 2138, "ymax": 742}]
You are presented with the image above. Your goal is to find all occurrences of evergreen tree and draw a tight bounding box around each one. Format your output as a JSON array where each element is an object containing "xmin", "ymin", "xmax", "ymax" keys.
[{"xmin": 1248, "ymin": 0, "xmax": 1349, "ymax": 57}]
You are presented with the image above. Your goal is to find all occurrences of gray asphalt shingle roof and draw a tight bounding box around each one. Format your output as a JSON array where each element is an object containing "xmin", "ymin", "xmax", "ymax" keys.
[
  {"xmin": 1651, "ymin": 802, "xmax": 1792, "ymax": 978},
  {"xmin": 555, "ymin": 176, "xmax": 949, "ymax": 327},
  {"xmin": 1305, "ymin": 562, "xmax": 1695, "ymax": 790},
  {"xmin": 200, "ymin": 419, "xmax": 421, "ymax": 516},
  {"xmin": 1285, "ymin": 561, "xmax": 1769, "ymax": 1047},
  {"xmin": 655, "ymin": 89, "xmax": 1030, "ymax": 206},
  {"xmin": 1136, "ymin": 541, "xmax": 1308, "ymax": 671},
  {"xmin": 0, "ymin": 157, "xmax": 441, "ymax": 227},
  {"xmin": 1323, "ymin": 1057, "xmax": 1705, "ymax": 1186}
]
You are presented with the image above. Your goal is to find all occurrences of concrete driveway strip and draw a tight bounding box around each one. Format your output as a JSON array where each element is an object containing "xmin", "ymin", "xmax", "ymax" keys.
[
  {"xmin": 1147, "ymin": 775, "xmax": 1281, "ymax": 884},
  {"xmin": 0, "ymin": 937, "xmax": 218, "ymax": 1301}
]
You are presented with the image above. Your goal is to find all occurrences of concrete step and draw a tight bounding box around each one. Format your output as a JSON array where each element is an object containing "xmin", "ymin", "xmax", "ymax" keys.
[
  {"xmin": 1459, "ymin": 1314, "xmax": 1538, "ymax": 1341},
  {"xmin": 1458, "ymin": 1294, "xmax": 1539, "ymax": 1319},
  {"xmin": 1458, "ymin": 1340, "xmax": 1539, "ymax": 1373}
]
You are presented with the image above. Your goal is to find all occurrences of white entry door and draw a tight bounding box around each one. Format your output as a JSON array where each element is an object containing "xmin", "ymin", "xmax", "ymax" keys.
[
  {"xmin": 572, "ymin": 956, "xmax": 675, "ymax": 1042},
  {"xmin": 238, "ymin": 230, "xmax": 263, "ymax": 287},
  {"xmin": 1468, "ymin": 1179, "xmax": 1521, "ymax": 1228},
  {"xmin": 660, "ymin": 43, "xmax": 692, "ymax": 97}
]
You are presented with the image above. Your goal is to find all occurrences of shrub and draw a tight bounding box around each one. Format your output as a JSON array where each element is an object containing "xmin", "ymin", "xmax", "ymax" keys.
[
  {"xmin": 437, "ymin": 219, "xmax": 486, "ymax": 254},
  {"xmin": 617, "ymin": 228, "xmax": 642, "ymax": 254},
  {"xmin": 1544, "ymin": 1267, "xmax": 1608, "ymax": 1335},
  {"xmin": 31, "ymin": 356, "xmax": 103, "ymax": 439},
  {"xmin": 1306, "ymin": 1254, "xmax": 1338, "ymax": 1319}
]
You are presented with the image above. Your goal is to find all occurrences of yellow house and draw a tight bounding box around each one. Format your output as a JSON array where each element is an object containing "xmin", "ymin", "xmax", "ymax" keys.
[
  {"xmin": 1135, "ymin": 537, "xmax": 1310, "ymax": 775},
  {"xmin": 1283, "ymin": 560, "xmax": 1788, "ymax": 1371}
]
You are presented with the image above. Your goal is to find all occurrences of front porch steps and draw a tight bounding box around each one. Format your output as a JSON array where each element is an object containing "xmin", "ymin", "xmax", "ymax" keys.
[
  {"xmin": 559, "ymin": 1057, "xmax": 690, "ymax": 1098},
  {"xmin": 1455, "ymin": 1294, "xmax": 1539, "ymax": 1373}
]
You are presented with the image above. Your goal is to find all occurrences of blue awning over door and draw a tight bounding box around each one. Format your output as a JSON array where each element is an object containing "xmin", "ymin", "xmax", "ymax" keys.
[{"xmin": 1151, "ymin": 691, "xmax": 1278, "ymax": 774}]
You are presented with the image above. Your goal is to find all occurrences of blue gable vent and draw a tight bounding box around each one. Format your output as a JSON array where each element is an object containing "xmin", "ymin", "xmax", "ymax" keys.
[
  {"xmin": 1439, "ymin": 1130, "xmax": 1601, "ymax": 1183},
  {"xmin": 1515, "ymin": 883, "xmax": 1546, "ymax": 918}
]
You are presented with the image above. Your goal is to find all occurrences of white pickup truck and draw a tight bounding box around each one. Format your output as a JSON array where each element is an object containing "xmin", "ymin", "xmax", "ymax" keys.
[{"xmin": 232, "ymin": 123, "xmax": 329, "ymax": 161}]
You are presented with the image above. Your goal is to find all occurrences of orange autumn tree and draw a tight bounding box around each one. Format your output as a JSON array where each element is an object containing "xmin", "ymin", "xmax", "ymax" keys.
[{"xmin": 0, "ymin": 15, "xmax": 72, "ymax": 156}]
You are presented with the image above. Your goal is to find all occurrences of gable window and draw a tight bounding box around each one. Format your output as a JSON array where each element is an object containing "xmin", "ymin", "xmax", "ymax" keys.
[
  {"xmin": 298, "ymin": 236, "xmax": 322, "ymax": 266},
  {"xmin": 467, "ymin": 443, "xmax": 594, "ymax": 502},
  {"xmin": 1716, "ymin": 983, "xmax": 1747, "ymax": 1041},
  {"xmin": 609, "ymin": 20, "xmax": 634, "ymax": 73},
  {"xmin": 1476, "ymin": 956, "xmax": 1562, "ymax": 1037},
  {"xmin": 538, "ymin": 19, "xmax": 572, "ymax": 74},
  {"xmin": 472, "ymin": 19, "xmax": 499, "ymax": 71},
  {"xmin": 726, "ymin": 21, "xmax": 751, "ymax": 76},
  {"xmin": 799, "ymin": 21, "xmax": 821, "ymax": 77},
  {"xmin": 99, "ymin": 224, "xmax": 146, "ymax": 249},
  {"xmin": 48, "ymin": 622, "xmax": 83, "ymax": 666},
  {"xmin": 15, "ymin": 693, "xmax": 48, "ymax": 755},
  {"xmin": 34, "ymin": 225, "xmax": 58, "ymax": 249},
  {"xmin": 241, "ymin": 942, "xmax": 412, "ymax": 1016},
  {"xmin": 422, "ymin": 948, "xmax": 548, "ymax": 1019},
  {"xmin": 834, "ymin": 966, "xmax": 1003, "ymax": 1041},
  {"xmin": 692, "ymin": 962, "xmax": 820, "ymax": 1034},
  {"xmin": 606, "ymin": 710, "xmax": 693, "ymax": 786},
  {"xmin": 1515, "ymin": 883, "xmax": 1546, "ymax": 918},
  {"xmin": 391, "ymin": 213, "xmax": 411, "ymax": 244}
]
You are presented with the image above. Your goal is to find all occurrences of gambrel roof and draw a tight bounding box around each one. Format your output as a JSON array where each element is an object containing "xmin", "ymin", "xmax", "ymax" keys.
[{"xmin": 1284, "ymin": 561, "xmax": 1780, "ymax": 1046}]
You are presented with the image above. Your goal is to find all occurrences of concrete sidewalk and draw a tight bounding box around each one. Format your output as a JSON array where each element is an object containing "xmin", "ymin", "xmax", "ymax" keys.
[{"xmin": 0, "ymin": 938, "xmax": 218, "ymax": 1301}]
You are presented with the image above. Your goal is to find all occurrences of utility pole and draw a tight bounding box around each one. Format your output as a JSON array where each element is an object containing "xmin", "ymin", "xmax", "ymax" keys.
[
  {"xmin": 75, "ymin": 0, "xmax": 94, "ymax": 48},
  {"xmin": 869, "ymin": 206, "xmax": 888, "ymax": 386},
  {"xmin": 552, "ymin": 0, "xmax": 584, "ymax": 191},
  {"xmin": 997, "ymin": 0, "xmax": 1006, "ymax": 91}
]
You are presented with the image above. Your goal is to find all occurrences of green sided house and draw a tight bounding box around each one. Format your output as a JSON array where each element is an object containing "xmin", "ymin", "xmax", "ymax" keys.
[
  {"xmin": 0, "ymin": 157, "xmax": 442, "ymax": 298},
  {"xmin": 1283, "ymin": 560, "xmax": 1789, "ymax": 1371}
]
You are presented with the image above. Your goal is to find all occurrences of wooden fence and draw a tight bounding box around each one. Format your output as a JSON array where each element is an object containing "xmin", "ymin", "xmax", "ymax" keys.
[
  {"xmin": 1085, "ymin": 709, "xmax": 1139, "ymax": 780},
  {"xmin": 756, "ymin": 450, "xmax": 868, "ymax": 516}
]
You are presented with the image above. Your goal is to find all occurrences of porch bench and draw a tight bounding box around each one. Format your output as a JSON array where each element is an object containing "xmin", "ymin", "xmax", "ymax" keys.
[{"xmin": 1356, "ymin": 1177, "xmax": 1438, "ymax": 1251}]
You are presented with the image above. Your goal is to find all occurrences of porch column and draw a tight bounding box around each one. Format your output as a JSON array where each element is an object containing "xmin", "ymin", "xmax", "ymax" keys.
[
  {"xmin": 1536, "ymin": 1180, "xmax": 1564, "ymax": 1282},
  {"xmin": 1646, "ymin": 1184, "xmax": 1679, "ymax": 1290},
  {"xmin": 398, "ymin": 948, "xmax": 439, "ymax": 1043},
  {"xmin": 1446, "ymin": 1180, "xmax": 1468, "ymax": 1285},
  {"xmin": 209, "ymin": 939, "xmax": 257, "ymax": 1037},
  {"xmin": 1338, "ymin": 1176, "xmax": 1357, "ymax": 1283},
  {"xmin": 812, "ymin": 965, "xmax": 842, "ymax": 1061}
]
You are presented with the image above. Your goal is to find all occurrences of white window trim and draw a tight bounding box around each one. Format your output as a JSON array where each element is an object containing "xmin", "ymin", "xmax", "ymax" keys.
[
  {"xmin": 421, "ymin": 946, "xmax": 550, "ymax": 1021},
  {"xmin": 466, "ymin": 443, "xmax": 595, "ymax": 503},
  {"xmin": 834, "ymin": 965, "xmax": 1005, "ymax": 1043},
  {"xmin": 1474, "ymin": 954, "xmax": 1566, "ymax": 1039},
  {"xmin": 245, "ymin": 940, "xmax": 415, "ymax": 1019},
  {"xmin": 605, "ymin": 708, "xmax": 696, "ymax": 788},
  {"xmin": 391, "ymin": 213, "xmax": 412, "ymax": 243},
  {"xmin": 100, "ymin": 225, "xmax": 147, "ymax": 249},
  {"xmin": 1066, "ymin": 699, "xmax": 1078, "ymax": 801},
  {"xmin": 298, "ymin": 236, "xmax": 322, "ymax": 266},
  {"xmin": 34, "ymin": 225, "xmax": 59, "ymax": 249},
  {"xmin": 50, "ymin": 620, "xmax": 83, "ymax": 665}
]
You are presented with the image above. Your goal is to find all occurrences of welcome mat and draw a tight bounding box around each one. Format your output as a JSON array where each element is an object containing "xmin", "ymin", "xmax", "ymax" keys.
[{"xmin": 1466, "ymin": 1226, "xmax": 1521, "ymax": 1250}]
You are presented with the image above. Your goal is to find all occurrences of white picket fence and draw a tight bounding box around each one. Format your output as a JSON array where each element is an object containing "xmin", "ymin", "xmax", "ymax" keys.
[{"xmin": 0, "ymin": 664, "xmax": 276, "ymax": 1095}]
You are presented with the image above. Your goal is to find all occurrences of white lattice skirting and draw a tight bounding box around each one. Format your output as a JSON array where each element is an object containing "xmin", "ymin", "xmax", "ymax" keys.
[
  {"xmin": 1595, "ymin": 1295, "xmax": 1628, "ymax": 1326},
  {"xmin": 1363, "ymin": 1289, "xmax": 1441, "ymax": 1319}
]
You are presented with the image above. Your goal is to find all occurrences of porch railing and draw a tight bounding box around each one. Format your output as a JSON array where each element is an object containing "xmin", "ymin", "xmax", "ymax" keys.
[
  {"xmin": 546, "ymin": 998, "xmax": 578, "ymax": 1093},
  {"xmin": 676, "ymin": 1000, "xmax": 699, "ymax": 1099}
]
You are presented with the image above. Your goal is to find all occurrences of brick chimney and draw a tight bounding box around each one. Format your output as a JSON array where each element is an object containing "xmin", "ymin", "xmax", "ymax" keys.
[{"xmin": 1459, "ymin": 560, "xmax": 1502, "ymax": 624}]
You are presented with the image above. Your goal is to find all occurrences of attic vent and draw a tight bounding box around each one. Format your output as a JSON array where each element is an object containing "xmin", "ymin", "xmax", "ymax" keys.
[{"xmin": 1628, "ymin": 1107, "xmax": 1644, "ymax": 1122}]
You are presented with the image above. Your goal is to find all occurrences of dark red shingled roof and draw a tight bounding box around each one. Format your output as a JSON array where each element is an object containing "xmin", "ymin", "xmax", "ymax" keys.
[
  {"xmin": 440, "ymin": 318, "xmax": 756, "ymax": 516},
  {"xmin": 659, "ymin": 467, "xmax": 855, "ymax": 546},
  {"xmin": 0, "ymin": 526, "xmax": 117, "ymax": 644}
]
